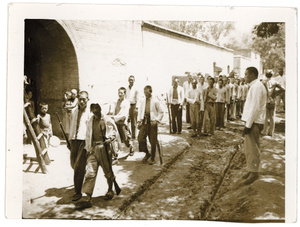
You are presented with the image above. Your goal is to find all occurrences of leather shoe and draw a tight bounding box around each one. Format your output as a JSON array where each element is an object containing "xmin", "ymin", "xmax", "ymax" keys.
[
  {"xmin": 72, "ymin": 193, "xmax": 82, "ymax": 201},
  {"xmin": 104, "ymin": 190, "xmax": 114, "ymax": 200},
  {"xmin": 142, "ymin": 153, "xmax": 151, "ymax": 163}
]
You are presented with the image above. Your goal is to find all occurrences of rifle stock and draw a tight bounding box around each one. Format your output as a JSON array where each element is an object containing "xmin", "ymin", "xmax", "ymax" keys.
[{"xmin": 55, "ymin": 112, "xmax": 71, "ymax": 149}]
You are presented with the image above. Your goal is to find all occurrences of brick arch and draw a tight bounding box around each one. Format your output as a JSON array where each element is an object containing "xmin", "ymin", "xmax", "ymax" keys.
[{"xmin": 24, "ymin": 19, "xmax": 79, "ymax": 137}]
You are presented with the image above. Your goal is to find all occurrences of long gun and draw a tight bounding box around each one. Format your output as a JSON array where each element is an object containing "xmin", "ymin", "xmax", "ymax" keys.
[
  {"xmin": 157, "ymin": 139, "xmax": 163, "ymax": 165},
  {"xmin": 166, "ymin": 93, "xmax": 172, "ymax": 134},
  {"xmin": 100, "ymin": 124, "xmax": 121, "ymax": 195},
  {"xmin": 56, "ymin": 112, "xmax": 71, "ymax": 150}
]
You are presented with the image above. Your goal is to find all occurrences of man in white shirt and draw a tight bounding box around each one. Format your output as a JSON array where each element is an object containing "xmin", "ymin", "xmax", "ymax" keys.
[
  {"xmin": 137, "ymin": 85, "xmax": 164, "ymax": 165},
  {"xmin": 262, "ymin": 71, "xmax": 284, "ymax": 137},
  {"xmin": 197, "ymin": 76, "xmax": 207, "ymax": 133},
  {"xmin": 126, "ymin": 75, "xmax": 139, "ymax": 139},
  {"xmin": 68, "ymin": 91, "xmax": 91, "ymax": 201},
  {"xmin": 183, "ymin": 72, "xmax": 193, "ymax": 125},
  {"xmin": 186, "ymin": 79, "xmax": 202, "ymax": 137},
  {"xmin": 168, "ymin": 77, "xmax": 184, "ymax": 134},
  {"xmin": 109, "ymin": 87, "xmax": 134, "ymax": 156},
  {"xmin": 274, "ymin": 68, "xmax": 286, "ymax": 112},
  {"xmin": 241, "ymin": 67, "xmax": 267, "ymax": 185}
]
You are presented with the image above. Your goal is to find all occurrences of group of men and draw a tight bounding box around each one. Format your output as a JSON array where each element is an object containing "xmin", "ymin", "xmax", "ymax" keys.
[
  {"xmin": 67, "ymin": 75, "xmax": 163, "ymax": 207},
  {"xmin": 168, "ymin": 72, "xmax": 250, "ymax": 137},
  {"xmin": 168, "ymin": 67, "xmax": 285, "ymax": 185},
  {"xmin": 52, "ymin": 66, "xmax": 285, "ymax": 207}
]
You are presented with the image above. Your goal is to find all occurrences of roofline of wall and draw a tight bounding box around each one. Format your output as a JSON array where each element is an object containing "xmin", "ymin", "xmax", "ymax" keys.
[{"xmin": 141, "ymin": 21, "xmax": 234, "ymax": 53}]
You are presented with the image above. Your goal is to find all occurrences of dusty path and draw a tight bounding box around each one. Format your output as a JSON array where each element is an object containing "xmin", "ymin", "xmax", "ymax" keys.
[
  {"xmin": 23, "ymin": 114, "xmax": 285, "ymax": 221},
  {"xmin": 119, "ymin": 122, "xmax": 285, "ymax": 221}
]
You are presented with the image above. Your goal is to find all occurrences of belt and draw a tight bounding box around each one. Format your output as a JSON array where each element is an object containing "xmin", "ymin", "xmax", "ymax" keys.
[
  {"xmin": 92, "ymin": 141, "xmax": 104, "ymax": 146},
  {"xmin": 130, "ymin": 103, "xmax": 136, "ymax": 105}
]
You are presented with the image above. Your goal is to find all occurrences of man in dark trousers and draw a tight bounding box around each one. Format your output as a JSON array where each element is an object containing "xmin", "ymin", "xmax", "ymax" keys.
[
  {"xmin": 68, "ymin": 91, "xmax": 91, "ymax": 201},
  {"xmin": 167, "ymin": 77, "xmax": 184, "ymax": 134},
  {"xmin": 137, "ymin": 85, "xmax": 164, "ymax": 165},
  {"xmin": 241, "ymin": 67, "xmax": 267, "ymax": 185},
  {"xmin": 126, "ymin": 75, "xmax": 139, "ymax": 139},
  {"xmin": 183, "ymin": 72, "xmax": 193, "ymax": 126}
]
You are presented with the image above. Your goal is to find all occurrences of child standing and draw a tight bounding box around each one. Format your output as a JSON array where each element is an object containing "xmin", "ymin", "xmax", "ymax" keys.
[{"xmin": 38, "ymin": 103, "xmax": 53, "ymax": 146}]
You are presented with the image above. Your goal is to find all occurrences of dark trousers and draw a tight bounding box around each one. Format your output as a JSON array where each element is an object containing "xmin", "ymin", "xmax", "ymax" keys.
[
  {"xmin": 226, "ymin": 103, "xmax": 231, "ymax": 120},
  {"xmin": 171, "ymin": 104, "xmax": 182, "ymax": 133},
  {"xmin": 70, "ymin": 140, "xmax": 87, "ymax": 195},
  {"xmin": 129, "ymin": 104, "xmax": 137, "ymax": 138},
  {"xmin": 199, "ymin": 111, "xmax": 204, "ymax": 133},
  {"xmin": 186, "ymin": 102, "xmax": 191, "ymax": 123},
  {"xmin": 215, "ymin": 102, "xmax": 225, "ymax": 128},
  {"xmin": 138, "ymin": 122, "xmax": 158, "ymax": 162},
  {"xmin": 116, "ymin": 122, "xmax": 131, "ymax": 147}
]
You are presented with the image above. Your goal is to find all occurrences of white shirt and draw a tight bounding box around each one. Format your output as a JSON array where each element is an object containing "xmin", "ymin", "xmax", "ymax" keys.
[
  {"xmin": 137, "ymin": 97, "xmax": 164, "ymax": 123},
  {"xmin": 241, "ymin": 79, "xmax": 267, "ymax": 128},
  {"xmin": 69, "ymin": 106, "xmax": 91, "ymax": 140},
  {"xmin": 183, "ymin": 80, "xmax": 193, "ymax": 98},
  {"xmin": 110, "ymin": 98, "xmax": 130, "ymax": 123},
  {"xmin": 126, "ymin": 85, "xmax": 139, "ymax": 104},
  {"xmin": 274, "ymin": 75, "xmax": 286, "ymax": 90},
  {"xmin": 168, "ymin": 85, "xmax": 184, "ymax": 105}
]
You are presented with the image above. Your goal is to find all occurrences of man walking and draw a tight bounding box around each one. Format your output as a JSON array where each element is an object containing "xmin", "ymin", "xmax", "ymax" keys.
[
  {"xmin": 137, "ymin": 86, "xmax": 164, "ymax": 165},
  {"xmin": 126, "ymin": 75, "xmax": 139, "ymax": 139},
  {"xmin": 241, "ymin": 67, "xmax": 267, "ymax": 185},
  {"xmin": 79, "ymin": 103, "xmax": 120, "ymax": 207},
  {"xmin": 68, "ymin": 91, "xmax": 91, "ymax": 201},
  {"xmin": 167, "ymin": 77, "xmax": 184, "ymax": 134},
  {"xmin": 109, "ymin": 87, "xmax": 134, "ymax": 156}
]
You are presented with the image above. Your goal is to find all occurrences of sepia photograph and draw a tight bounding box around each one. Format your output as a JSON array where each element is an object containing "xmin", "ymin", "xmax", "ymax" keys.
[{"xmin": 5, "ymin": 3, "xmax": 297, "ymax": 223}]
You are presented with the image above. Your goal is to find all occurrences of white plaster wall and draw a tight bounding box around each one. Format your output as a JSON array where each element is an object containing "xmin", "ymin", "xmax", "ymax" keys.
[{"xmin": 141, "ymin": 27, "xmax": 234, "ymax": 96}]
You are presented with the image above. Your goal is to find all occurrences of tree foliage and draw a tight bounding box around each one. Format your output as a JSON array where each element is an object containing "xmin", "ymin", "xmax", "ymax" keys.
[
  {"xmin": 251, "ymin": 23, "xmax": 285, "ymax": 71},
  {"xmin": 152, "ymin": 21, "xmax": 235, "ymax": 45}
]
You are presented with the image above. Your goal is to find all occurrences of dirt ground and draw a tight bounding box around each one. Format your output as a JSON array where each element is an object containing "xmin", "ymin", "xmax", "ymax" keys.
[{"xmin": 22, "ymin": 111, "xmax": 285, "ymax": 222}]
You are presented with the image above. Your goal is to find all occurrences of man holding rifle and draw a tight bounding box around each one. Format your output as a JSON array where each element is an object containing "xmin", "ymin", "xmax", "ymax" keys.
[
  {"xmin": 68, "ymin": 91, "xmax": 91, "ymax": 201},
  {"xmin": 78, "ymin": 103, "xmax": 121, "ymax": 208}
]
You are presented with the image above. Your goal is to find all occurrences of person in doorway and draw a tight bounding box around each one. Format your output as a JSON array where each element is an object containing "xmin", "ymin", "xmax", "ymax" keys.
[
  {"xmin": 126, "ymin": 75, "xmax": 139, "ymax": 139},
  {"xmin": 78, "ymin": 103, "xmax": 120, "ymax": 207},
  {"xmin": 109, "ymin": 87, "xmax": 134, "ymax": 156},
  {"xmin": 137, "ymin": 85, "xmax": 164, "ymax": 165},
  {"xmin": 167, "ymin": 77, "xmax": 184, "ymax": 134},
  {"xmin": 241, "ymin": 67, "xmax": 267, "ymax": 185},
  {"xmin": 68, "ymin": 91, "xmax": 91, "ymax": 201}
]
